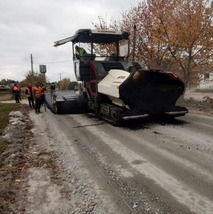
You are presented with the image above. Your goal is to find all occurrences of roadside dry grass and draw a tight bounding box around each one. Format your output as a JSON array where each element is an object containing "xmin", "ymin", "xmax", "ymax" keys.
[
  {"xmin": 0, "ymin": 103, "xmax": 20, "ymax": 133},
  {"xmin": 177, "ymin": 97, "xmax": 213, "ymax": 117},
  {"xmin": 194, "ymin": 88, "xmax": 213, "ymax": 93},
  {"xmin": 0, "ymin": 103, "xmax": 20, "ymax": 155}
]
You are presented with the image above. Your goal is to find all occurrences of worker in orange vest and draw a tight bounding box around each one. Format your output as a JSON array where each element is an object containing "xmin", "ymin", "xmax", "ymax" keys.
[
  {"xmin": 18, "ymin": 85, "xmax": 22, "ymax": 101},
  {"xmin": 25, "ymin": 83, "xmax": 35, "ymax": 108},
  {"xmin": 33, "ymin": 82, "xmax": 43, "ymax": 113},
  {"xmin": 13, "ymin": 83, "xmax": 20, "ymax": 103},
  {"xmin": 40, "ymin": 83, "xmax": 46, "ymax": 106}
]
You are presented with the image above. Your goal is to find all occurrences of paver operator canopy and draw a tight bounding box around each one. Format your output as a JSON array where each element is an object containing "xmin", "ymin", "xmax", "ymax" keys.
[{"xmin": 54, "ymin": 29, "xmax": 130, "ymax": 61}]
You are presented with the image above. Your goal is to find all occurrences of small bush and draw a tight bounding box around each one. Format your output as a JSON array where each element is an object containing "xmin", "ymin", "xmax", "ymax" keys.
[{"xmin": 0, "ymin": 141, "xmax": 6, "ymax": 154}]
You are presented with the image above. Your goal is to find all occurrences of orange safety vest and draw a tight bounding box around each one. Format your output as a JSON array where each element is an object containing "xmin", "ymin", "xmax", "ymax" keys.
[
  {"xmin": 26, "ymin": 87, "xmax": 32, "ymax": 97},
  {"xmin": 13, "ymin": 86, "xmax": 20, "ymax": 91},
  {"xmin": 41, "ymin": 86, "xmax": 46, "ymax": 95},
  {"xmin": 33, "ymin": 86, "xmax": 42, "ymax": 99}
]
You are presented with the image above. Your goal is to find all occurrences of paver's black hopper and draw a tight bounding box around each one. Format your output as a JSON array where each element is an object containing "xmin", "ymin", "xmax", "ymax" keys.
[
  {"xmin": 45, "ymin": 91, "xmax": 87, "ymax": 114},
  {"xmin": 120, "ymin": 69, "xmax": 187, "ymax": 117}
]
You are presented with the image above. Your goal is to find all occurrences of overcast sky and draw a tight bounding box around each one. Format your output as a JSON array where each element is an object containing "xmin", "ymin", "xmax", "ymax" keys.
[{"xmin": 0, "ymin": 0, "xmax": 139, "ymax": 83}]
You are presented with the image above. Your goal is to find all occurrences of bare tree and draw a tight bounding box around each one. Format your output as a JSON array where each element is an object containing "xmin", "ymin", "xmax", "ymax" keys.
[
  {"xmin": 120, "ymin": 0, "xmax": 213, "ymax": 86},
  {"xmin": 58, "ymin": 78, "xmax": 71, "ymax": 90},
  {"xmin": 93, "ymin": 0, "xmax": 213, "ymax": 86},
  {"xmin": 24, "ymin": 71, "xmax": 46, "ymax": 85}
]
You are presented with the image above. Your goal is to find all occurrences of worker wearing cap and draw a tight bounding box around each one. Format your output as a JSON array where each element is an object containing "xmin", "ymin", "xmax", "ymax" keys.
[{"xmin": 25, "ymin": 83, "xmax": 35, "ymax": 108}]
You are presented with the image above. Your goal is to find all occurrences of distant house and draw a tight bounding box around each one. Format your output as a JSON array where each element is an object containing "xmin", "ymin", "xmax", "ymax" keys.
[
  {"xmin": 0, "ymin": 85, "xmax": 10, "ymax": 90},
  {"xmin": 199, "ymin": 72, "xmax": 213, "ymax": 89}
]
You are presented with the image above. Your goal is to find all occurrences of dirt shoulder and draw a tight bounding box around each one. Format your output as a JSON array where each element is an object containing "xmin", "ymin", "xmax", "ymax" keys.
[{"xmin": 0, "ymin": 102, "xmax": 81, "ymax": 213}]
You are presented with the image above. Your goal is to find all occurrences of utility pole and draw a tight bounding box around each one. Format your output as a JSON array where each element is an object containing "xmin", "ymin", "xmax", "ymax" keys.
[
  {"xmin": 132, "ymin": 25, "xmax": 136, "ymax": 65},
  {"xmin": 59, "ymin": 73, "xmax": 62, "ymax": 90},
  {"xmin": 31, "ymin": 54, "xmax": 34, "ymax": 83}
]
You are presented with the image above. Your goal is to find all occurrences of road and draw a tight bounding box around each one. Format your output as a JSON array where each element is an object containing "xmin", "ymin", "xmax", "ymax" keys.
[{"xmin": 41, "ymin": 110, "xmax": 213, "ymax": 214}]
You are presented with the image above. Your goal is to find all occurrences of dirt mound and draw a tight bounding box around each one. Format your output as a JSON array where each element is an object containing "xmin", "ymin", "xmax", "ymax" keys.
[
  {"xmin": 0, "ymin": 104, "xmax": 33, "ymax": 213},
  {"xmin": 0, "ymin": 104, "xmax": 66, "ymax": 213}
]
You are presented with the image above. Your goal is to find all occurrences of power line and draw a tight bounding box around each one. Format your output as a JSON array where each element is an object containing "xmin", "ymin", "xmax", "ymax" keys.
[
  {"xmin": 0, "ymin": 57, "xmax": 72, "ymax": 65},
  {"xmin": 38, "ymin": 60, "xmax": 71, "ymax": 65}
]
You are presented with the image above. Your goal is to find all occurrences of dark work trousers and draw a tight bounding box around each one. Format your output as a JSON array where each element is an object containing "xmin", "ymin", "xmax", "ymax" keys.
[
  {"xmin": 35, "ymin": 98, "xmax": 42, "ymax": 113},
  {"xmin": 14, "ymin": 92, "xmax": 20, "ymax": 103},
  {"xmin": 28, "ymin": 96, "xmax": 35, "ymax": 108},
  {"xmin": 41, "ymin": 95, "xmax": 45, "ymax": 106}
]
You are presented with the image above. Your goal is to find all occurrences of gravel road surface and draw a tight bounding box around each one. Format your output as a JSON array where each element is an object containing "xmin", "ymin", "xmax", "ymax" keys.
[
  {"xmin": 1, "ymin": 95, "xmax": 212, "ymax": 214},
  {"xmin": 25, "ymin": 108, "xmax": 213, "ymax": 214}
]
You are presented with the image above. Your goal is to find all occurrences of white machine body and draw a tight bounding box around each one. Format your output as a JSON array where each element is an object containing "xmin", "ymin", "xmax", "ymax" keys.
[{"xmin": 98, "ymin": 69, "xmax": 130, "ymax": 107}]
